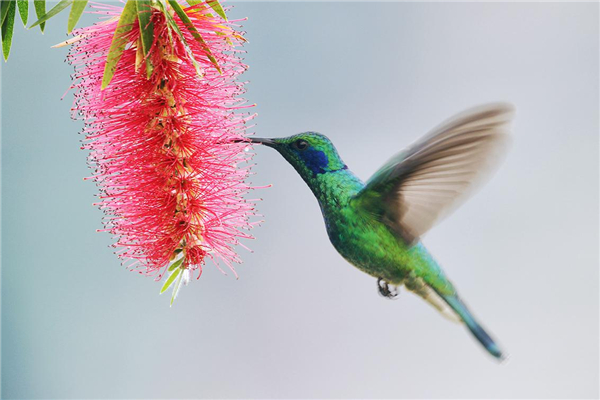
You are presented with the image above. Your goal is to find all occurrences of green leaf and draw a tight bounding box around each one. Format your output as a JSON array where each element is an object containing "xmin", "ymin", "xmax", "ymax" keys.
[
  {"xmin": 16, "ymin": 0, "xmax": 27, "ymax": 26},
  {"xmin": 160, "ymin": 266, "xmax": 182, "ymax": 294},
  {"xmin": 1, "ymin": 1, "xmax": 11, "ymax": 26},
  {"xmin": 170, "ymin": 270, "xmax": 185, "ymax": 306},
  {"xmin": 101, "ymin": 0, "xmax": 137, "ymax": 89},
  {"xmin": 2, "ymin": 1, "xmax": 16, "ymax": 61},
  {"xmin": 167, "ymin": 0, "xmax": 221, "ymax": 74},
  {"xmin": 67, "ymin": 0, "xmax": 87, "ymax": 33},
  {"xmin": 185, "ymin": 1, "xmax": 218, "ymax": 26},
  {"xmin": 33, "ymin": 0, "xmax": 45, "ymax": 32},
  {"xmin": 205, "ymin": 0, "xmax": 226, "ymax": 21},
  {"xmin": 186, "ymin": 0, "xmax": 227, "ymax": 21},
  {"xmin": 136, "ymin": 0, "xmax": 154, "ymax": 78},
  {"xmin": 168, "ymin": 258, "xmax": 184, "ymax": 272},
  {"xmin": 155, "ymin": 1, "xmax": 174, "ymax": 49},
  {"xmin": 29, "ymin": 0, "xmax": 72, "ymax": 29},
  {"xmin": 158, "ymin": 1, "xmax": 202, "ymax": 77}
]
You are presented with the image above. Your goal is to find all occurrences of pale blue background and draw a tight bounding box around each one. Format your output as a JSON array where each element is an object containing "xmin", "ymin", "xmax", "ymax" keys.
[{"xmin": 1, "ymin": 2, "xmax": 598, "ymax": 399}]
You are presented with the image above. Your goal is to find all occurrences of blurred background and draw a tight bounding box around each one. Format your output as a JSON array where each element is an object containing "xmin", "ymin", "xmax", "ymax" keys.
[{"xmin": 1, "ymin": 2, "xmax": 598, "ymax": 398}]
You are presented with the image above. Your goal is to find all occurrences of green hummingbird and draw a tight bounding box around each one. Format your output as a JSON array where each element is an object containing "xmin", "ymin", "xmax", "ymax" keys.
[{"xmin": 248, "ymin": 103, "xmax": 513, "ymax": 360}]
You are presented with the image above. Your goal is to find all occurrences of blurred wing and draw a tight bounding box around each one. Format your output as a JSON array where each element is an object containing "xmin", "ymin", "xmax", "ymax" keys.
[{"xmin": 353, "ymin": 103, "xmax": 514, "ymax": 245}]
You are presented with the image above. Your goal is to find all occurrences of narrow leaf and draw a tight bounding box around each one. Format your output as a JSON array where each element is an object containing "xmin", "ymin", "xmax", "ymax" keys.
[
  {"xmin": 159, "ymin": 1, "xmax": 203, "ymax": 77},
  {"xmin": 67, "ymin": 0, "xmax": 87, "ymax": 33},
  {"xmin": 170, "ymin": 270, "xmax": 185, "ymax": 306},
  {"xmin": 136, "ymin": 0, "xmax": 154, "ymax": 78},
  {"xmin": 184, "ymin": 2, "xmax": 233, "ymax": 41},
  {"xmin": 101, "ymin": 0, "xmax": 137, "ymax": 89},
  {"xmin": 134, "ymin": 38, "xmax": 143, "ymax": 72},
  {"xmin": 29, "ymin": 0, "xmax": 72, "ymax": 29},
  {"xmin": 16, "ymin": 0, "xmax": 27, "ymax": 26},
  {"xmin": 33, "ymin": 0, "xmax": 46, "ymax": 32},
  {"xmin": 2, "ymin": 1, "xmax": 16, "ymax": 61},
  {"xmin": 1, "ymin": 1, "xmax": 10, "ymax": 26},
  {"xmin": 168, "ymin": 258, "xmax": 184, "ymax": 272},
  {"xmin": 205, "ymin": 0, "xmax": 226, "ymax": 21},
  {"xmin": 167, "ymin": 0, "xmax": 221, "ymax": 73},
  {"xmin": 156, "ymin": 1, "xmax": 175, "ymax": 51},
  {"xmin": 160, "ymin": 266, "xmax": 182, "ymax": 294},
  {"xmin": 185, "ymin": 1, "xmax": 214, "ymax": 19}
]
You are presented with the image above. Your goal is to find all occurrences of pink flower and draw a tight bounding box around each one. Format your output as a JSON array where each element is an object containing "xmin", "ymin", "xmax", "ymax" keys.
[{"xmin": 68, "ymin": 2, "xmax": 257, "ymax": 301}]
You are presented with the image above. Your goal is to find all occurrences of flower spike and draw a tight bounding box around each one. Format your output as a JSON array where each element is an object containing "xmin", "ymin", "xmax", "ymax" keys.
[{"xmin": 69, "ymin": 1, "xmax": 257, "ymax": 304}]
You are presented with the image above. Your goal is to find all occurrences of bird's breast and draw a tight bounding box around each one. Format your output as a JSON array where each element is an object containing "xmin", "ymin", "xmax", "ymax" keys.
[{"xmin": 321, "ymin": 203, "xmax": 411, "ymax": 283}]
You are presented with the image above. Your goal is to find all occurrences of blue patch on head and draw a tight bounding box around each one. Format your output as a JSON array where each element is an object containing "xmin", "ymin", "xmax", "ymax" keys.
[
  {"xmin": 296, "ymin": 148, "xmax": 346, "ymax": 175},
  {"xmin": 297, "ymin": 148, "xmax": 328, "ymax": 175}
]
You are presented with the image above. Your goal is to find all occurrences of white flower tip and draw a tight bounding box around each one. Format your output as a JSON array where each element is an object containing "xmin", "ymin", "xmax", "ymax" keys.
[{"xmin": 182, "ymin": 269, "xmax": 191, "ymax": 286}]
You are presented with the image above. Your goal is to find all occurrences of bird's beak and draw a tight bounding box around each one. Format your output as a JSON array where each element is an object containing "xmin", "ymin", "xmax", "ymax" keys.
[
  {"xmin": 238, "ymin": 137, "xmax": 277, "ymax": 148},
  {"xmin": 248, "ymin": 137, "xmax": 277, "ymax": 147}
]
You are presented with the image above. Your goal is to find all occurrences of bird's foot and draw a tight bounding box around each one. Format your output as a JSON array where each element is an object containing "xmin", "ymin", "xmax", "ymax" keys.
[{"xmin": 377, "ymin": 278, "xmax": 399, "ymax": 299}]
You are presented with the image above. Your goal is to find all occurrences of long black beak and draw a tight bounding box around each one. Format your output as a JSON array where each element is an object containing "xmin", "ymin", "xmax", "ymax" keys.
[{"xmin": 233, "ymin": 137, "xmax": 277, "ymax": 147}]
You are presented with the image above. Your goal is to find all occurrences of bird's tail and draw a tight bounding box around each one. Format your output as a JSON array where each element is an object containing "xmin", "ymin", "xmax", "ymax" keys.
[
  {"xmin": 441, "ymin": 293, "xmax": 506, "ymax": 360},
  {"xmin": 405, "ymin": 276, "xmax": 506, "ymax": 360}
]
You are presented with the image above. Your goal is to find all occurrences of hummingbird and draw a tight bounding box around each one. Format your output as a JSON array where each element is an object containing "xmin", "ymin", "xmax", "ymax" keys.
[{"xmin": 247, "ymin": 103, "xmax": 513, "ymax": 359}]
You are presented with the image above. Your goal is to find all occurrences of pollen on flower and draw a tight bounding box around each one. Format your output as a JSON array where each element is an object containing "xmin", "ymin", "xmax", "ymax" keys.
[{"xmin": 67, "ymin": 2, "xmax": 258, "ymax": 289}]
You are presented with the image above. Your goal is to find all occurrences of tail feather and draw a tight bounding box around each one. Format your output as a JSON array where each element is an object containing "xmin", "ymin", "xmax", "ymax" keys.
[
  {"xmin": 408, "ymin": 280, "xmax": 462, "ymax": 323},
  {"xmin": 405, "ymin": 276, "xmax": 506, "ymax": 360},
  {"xmin": 442, "ymin": 294, "xmax": 506, "ymax": 360}
]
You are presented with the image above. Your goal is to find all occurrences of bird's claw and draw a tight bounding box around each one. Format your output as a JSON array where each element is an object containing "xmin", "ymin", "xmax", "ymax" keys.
[{"xmin": 377, "ymin": 278, "xmax": 399, "ymax": 299}]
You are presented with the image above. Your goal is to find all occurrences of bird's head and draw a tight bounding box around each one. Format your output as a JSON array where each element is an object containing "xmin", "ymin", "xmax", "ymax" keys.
[{"xmin": 248, "ymin": 132, "xmax": 347, "ymax": 181}]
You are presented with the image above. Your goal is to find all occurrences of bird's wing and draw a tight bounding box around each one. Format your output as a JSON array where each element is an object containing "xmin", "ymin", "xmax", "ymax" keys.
[{"xmin": 352, "ymin": 103, "xmax": 514, "ymax": 245}]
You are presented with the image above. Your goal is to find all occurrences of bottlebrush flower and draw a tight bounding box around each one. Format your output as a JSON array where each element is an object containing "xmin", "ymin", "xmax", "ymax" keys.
[{"xmin": 67, "ymin": 1, "xmax": 257, "ymax": 304}]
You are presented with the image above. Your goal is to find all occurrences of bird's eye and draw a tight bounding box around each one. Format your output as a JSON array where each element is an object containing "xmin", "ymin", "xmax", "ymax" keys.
[{"xmin": 294, "ymin": 139, "xmax": 309, "ymax": 151}]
